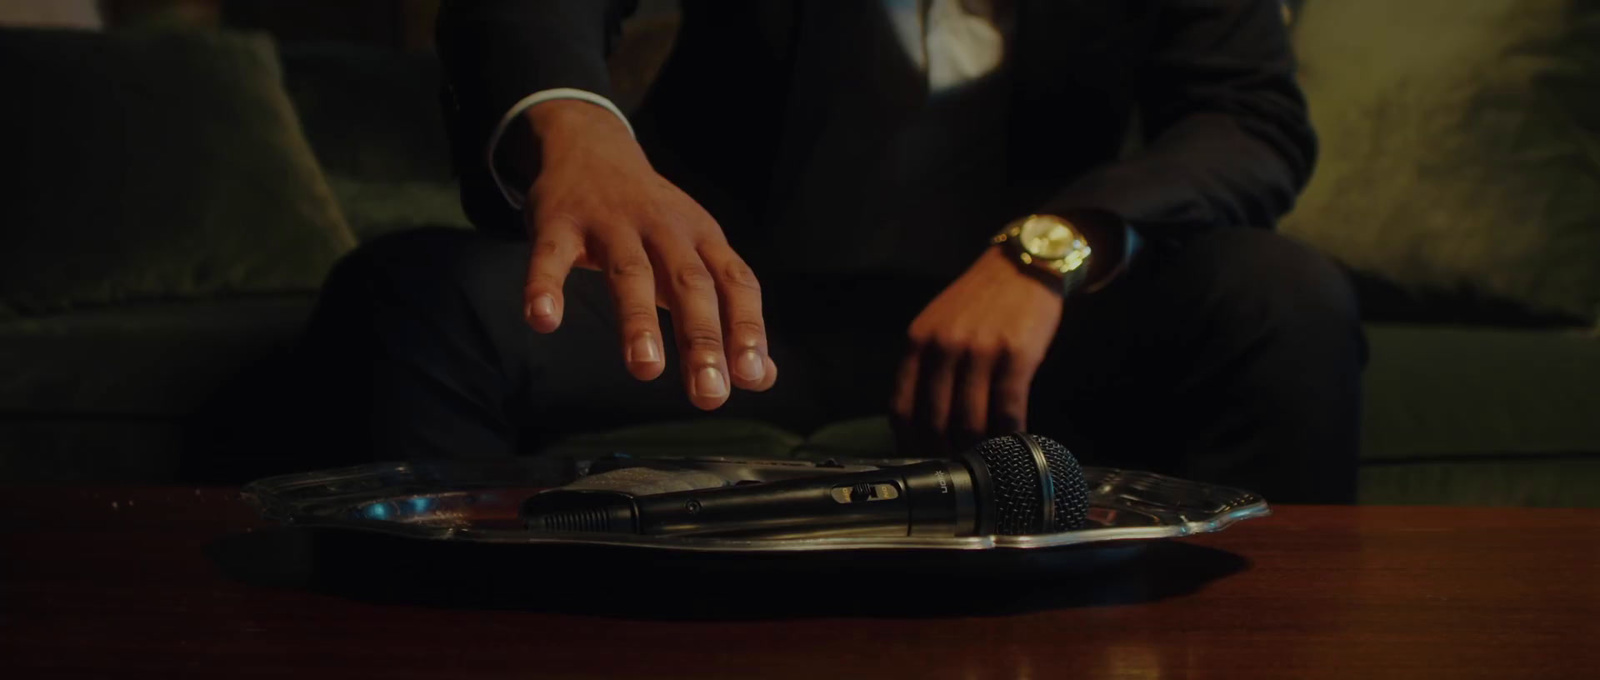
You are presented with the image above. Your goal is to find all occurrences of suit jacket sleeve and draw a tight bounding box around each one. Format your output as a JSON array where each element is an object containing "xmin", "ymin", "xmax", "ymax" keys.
[
  {"xmin": 1041, "ymin": 0, "xmax": 1316, "ymax": 236},
  {"xmin": 436, "ymin": 0, "xmax": 638, "ymax": 233}
]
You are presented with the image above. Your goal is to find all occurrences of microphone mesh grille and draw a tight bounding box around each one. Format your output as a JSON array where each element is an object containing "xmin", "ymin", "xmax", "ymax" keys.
[
  {"xmin": 1040, "ymin": 437, "xmax": 1091, "ymax": 532},
  {"xmin": 971, "ymin": 434, "xmax": 1090, "ymax": 534}
]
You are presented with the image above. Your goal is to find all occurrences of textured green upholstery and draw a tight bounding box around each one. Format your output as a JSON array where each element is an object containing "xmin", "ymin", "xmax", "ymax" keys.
[
  {"xmin": 277, "ymin": 42, "xmax": 472, "ymax": 241},
  {"xmin": 1357, "ymin": 325, "xmax": 1600, "ymax": 506},
  {"xmin": 0, "ymin": 298, "xmax": 312, "ymax": 417},
  {"xmin": 0, "ymin": 28, "xmax": 355, "ymax": 318},
  {"xmin": 0, "ymin": 297, "xmax": 313, "ymax": 481},
  {"xmin": 1360, "ymin": 325, "xmax": 1600, "ymax": 462},
  {"xmin": 1358, "ymin": 459, "xmax": 1600, "ymax": 508},
  {"xmin": 0, "ymin": 421, "xmax": 190, "ymax": 484},
  {"xmin": 1283, "ymin": 0, "xmax": 1600, "ymax": 324}
]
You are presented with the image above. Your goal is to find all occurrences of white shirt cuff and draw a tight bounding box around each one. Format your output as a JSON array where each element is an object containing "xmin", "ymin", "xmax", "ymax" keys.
[{"xmin": 486, "ymin": 88, "xmax": 636, "ymax": 210}]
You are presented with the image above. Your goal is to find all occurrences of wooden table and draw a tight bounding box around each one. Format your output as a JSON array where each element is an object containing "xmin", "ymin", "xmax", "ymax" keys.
[{"xmin": 3, "ymin": 487, "xmax": 1597, "ymax": 679}]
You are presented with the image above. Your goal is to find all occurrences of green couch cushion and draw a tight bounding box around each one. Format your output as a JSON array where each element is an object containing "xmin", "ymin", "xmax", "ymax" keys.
[
  {"xmin": 0, "ymin": 297, "xmax": 313, "ymax": 417},
  {"xmin": 276, "ymin": 42, "xmax": 471, "ymax": 241},
  {"xmin": 1283, "ymin": 0, "xmax": 1600, "ymax": 324},
  {"xmin": 1361, "ymin": 325, "xmax": 1600, "ymax": 461},
  {"xmin": 1359, "ymin": 324, "xmax": 1600, "ymax": 506},
  {"xmin": 1359, "ymin": 458, "xmax": 1600, "ymax": 507},
  {"xmin": 0, "ymin": 420, "xmax": 189, "ymax": 483},
  {"xmin": 0, "ymin": 28, "xmax": 356, "ymax": 317},
  {"xmin": 320, "ymin": 176, "xmax": 472, "ymax": 242}
]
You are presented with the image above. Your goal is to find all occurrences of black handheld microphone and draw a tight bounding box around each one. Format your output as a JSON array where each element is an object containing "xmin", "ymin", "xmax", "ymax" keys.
[{"xmin": 521, "ymin": 433, "xmax": 1090, "ymax": 538}]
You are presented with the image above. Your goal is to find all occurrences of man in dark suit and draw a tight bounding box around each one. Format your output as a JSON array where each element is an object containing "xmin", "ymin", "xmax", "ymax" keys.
[{"xmin": 301, "ymin": 0, "xmax": 1364, "ymax": 502}]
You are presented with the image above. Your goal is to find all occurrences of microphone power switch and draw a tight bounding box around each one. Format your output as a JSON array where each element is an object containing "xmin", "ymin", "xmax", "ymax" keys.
[{"xmin": 830, "ymin": 483, "xmax": 901, "ymax": 504}]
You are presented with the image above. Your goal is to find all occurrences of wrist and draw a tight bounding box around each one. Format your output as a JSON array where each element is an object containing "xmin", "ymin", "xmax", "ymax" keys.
[
  {"xmin": 980, "ymin": 244, "xmax": 1064, "ymax": 298},
  {"xmin": 523, "ymin": 99, "xmax": 649, "ymax": 174},
  {"xmin": 525, "ymin": 100, "xmax": 633, "ymax": 146}
]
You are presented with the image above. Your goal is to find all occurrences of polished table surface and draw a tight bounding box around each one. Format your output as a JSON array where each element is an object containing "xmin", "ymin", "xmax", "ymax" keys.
[{"xmin": 3, "ymin": 486, "xmax": 1598, "ymax": 679}]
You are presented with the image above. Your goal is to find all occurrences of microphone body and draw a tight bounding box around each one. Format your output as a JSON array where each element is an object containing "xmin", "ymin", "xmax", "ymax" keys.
[
  {"xmin": 521, "ymin": 433, "xmax": 1089, "ymax": 538},
  {"xmin": 631, "ymin": 459, "xmax": 978, "ymax": 537}
]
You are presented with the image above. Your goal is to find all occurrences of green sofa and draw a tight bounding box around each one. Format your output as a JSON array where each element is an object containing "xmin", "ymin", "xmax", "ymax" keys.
[{"xmin": 2, "ymin": 3, "xmax": 1597, "ymax": 506}]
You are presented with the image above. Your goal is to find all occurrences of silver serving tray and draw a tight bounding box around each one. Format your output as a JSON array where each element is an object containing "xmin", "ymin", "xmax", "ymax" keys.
[{"xmin": 243, "ymin": 455, "xmax": 1269, "ymax": 553}]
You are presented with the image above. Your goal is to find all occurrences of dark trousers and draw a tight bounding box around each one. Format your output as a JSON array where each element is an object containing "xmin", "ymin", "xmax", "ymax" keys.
[{"xmin": 294, "ymin": 226, "xmax": 1366, "ymax": 503}]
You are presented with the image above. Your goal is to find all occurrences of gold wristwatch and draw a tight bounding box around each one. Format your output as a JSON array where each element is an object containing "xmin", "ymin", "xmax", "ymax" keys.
[{"xmin": 992, "ymin": 214, "xmax": 1095, "ymax": 296}]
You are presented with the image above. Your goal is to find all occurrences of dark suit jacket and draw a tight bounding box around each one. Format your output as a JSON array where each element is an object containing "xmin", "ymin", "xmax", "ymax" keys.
[{"xmin": 436, "ymin": 0, "xmax": 1314, "ymax": 273}]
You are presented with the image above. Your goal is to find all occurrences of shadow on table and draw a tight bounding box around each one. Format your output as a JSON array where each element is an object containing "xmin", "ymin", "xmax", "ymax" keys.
[{"xmin": 207, "ymin": 528, "xmax": 1248, "ymax": 620}]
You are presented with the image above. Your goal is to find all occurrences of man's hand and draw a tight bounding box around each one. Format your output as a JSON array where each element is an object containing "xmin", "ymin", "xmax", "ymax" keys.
[
  {"xmin": 520, "ymin": 100, "xmax": 777, "ymax": 410},
  {"xmin": 892, "ymin": 246, "xmax": 1063, "ymax": 453}
]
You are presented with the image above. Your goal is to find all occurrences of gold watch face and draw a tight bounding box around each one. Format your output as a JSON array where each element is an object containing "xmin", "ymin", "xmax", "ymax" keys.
[{"xmin": 1017, "ymin": 215, "xmax": 1091, "ymax": 272}]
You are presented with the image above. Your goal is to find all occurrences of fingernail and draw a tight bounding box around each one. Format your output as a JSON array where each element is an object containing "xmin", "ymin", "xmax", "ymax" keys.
[
  {"xmin": 530, "ymin": 294, "xmax": 556, "ymax": 319},
  {"xmin": 733, "ymin": 349, "xmax": 766, "ymax": 382},
  {"xmin": 627, "ymin": 332, "xmax": 662, "ymax": 364},
  {"xmin": 694, "ymin": 366, "xmax": 728, "ymax": 399}
]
